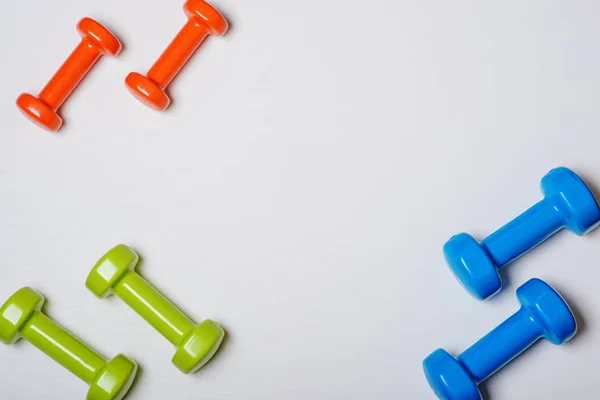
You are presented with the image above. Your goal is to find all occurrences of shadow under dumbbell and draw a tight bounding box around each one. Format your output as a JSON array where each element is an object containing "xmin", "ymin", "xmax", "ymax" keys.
[
  {"xmin": 552, "ymin": 284, "xmax": 588, "ymax": 341},
  {"xmin": 495, "ymin": 267, "xmax": 513, "ymax": 301},
  {"xmin": 128, "ymin": 362, "xmax": 145, "ymax": 397},
  {"xmin": 478, "ymin": 384, "xmax": 491, "ymax": 400},
  {"xmin": 577, "ymin": 171, "xmax": 600, "ymax": 240},
  {"xmin": 215, "ymin": 6, "xmax": 236, "ymax": 36},
  {"xmin": 578, "ymin": 171, "xmax": 600, "ymax": 202}
]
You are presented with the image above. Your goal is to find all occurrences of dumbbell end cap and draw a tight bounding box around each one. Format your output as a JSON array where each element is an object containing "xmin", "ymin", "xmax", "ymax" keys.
[
  {"xmin": 423, "ymin": 349, "xmax": 481, "ymax": 400},
  {"xmin": 77, "ymin": 18, "xmax": 122, "ymax": 57},
  {"xmin": 125, "ymin": 72, "xmax": 170, "ymax": 111},
  {"xmin": 172, "ymin": 319, "xmax": 225, "ymax": 374},
  {"xmin": 87, "ymin": 354, "xmax": 137, "ymax": 400},
  {"xmin": 184, "ymin": 0, "xmax": 229, "ymax": 36},
  {"xmin": 16, "ymin": 93, "xmax": 62, "ymax": 132},
  {"xmin": 443, "ymin": 233, "xmax": 501, "ymax": 300},
  {"xmin": 87, "ymin": 244, "xmax": 138, "ymax": 298},
  {"xmin": 0, "ymin": 287, "xmax": 44, "ymax": 344},
  {"xmin": 517, "ymin": 278, "xmax": 577, "ymax": 345},
  {"xmin": 541, "ymin": 167, "xmax": 600, "ymax": 235}
]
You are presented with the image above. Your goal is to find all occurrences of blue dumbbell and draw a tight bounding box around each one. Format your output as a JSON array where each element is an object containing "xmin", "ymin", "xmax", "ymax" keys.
[
  {"xmin": 423, "ymin": 278, "xmax": 576, "ymax": 400},
  {"xmin": 444, "ymin": 167, "xmax": 600, "ymax": 299}
]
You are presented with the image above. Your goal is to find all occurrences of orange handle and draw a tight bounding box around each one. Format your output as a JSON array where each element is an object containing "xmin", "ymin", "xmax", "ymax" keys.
[
  {"xmin": 39, "ymin": 40, "xmax": 102, "ymax": 110},
  {"xmin": 148, "ymin": 20, "xmax": 210, "ymax": 89}
]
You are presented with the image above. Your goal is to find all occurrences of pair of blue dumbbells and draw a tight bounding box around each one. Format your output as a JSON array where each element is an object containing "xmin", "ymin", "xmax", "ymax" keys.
[{"xmin": 423, "ymin": 167, "xmax": 600, "ymax": 400}]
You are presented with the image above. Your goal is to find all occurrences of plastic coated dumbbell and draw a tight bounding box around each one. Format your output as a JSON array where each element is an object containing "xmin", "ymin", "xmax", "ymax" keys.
[
  {"xmin": 0, "ymin": 287, "xmax": 137, "ymax": 400},
  {"xmin": 86, "ymin": 244, "xmax": 224, "ymax": 373},
  {"xmin": 444, "ymin": 167, "xmax": 600, "ymax": 300},
  {"xmin": 423, "ymin": 278, "xmax": 576, "ymax": 400},
  {"xmin": 125, "ymin": 0, "xmax": 228, "ymax": 111},
  {"xmin": 16, "ymin": 18, "xmax": 122, "ymax": 132}
]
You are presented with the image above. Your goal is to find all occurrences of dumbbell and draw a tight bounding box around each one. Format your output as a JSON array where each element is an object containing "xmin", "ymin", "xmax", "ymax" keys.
[
  {"xmin": 444, "ymin": 167, "xmax": 600, "ymax": 300},
  {"xmin": 423, "ymin": 278, "xmax": 576, "ymax": 400},
  {"xmin": 125, "ymin": 0, "xmax": 228, "ymax": 111},
  {"xmin": 86, "ymin": 244, "xmax": 224, "ymax": 373},
  {"xmin": 0, "ymin": 287, "xmax": 137, "ymax": 400},
  {"xmin": 16, "ymin": 18, "xmax": 122, "ymax": 132}
]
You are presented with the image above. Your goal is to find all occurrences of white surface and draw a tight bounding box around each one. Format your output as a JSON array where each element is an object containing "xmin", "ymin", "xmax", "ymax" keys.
[{"xmin": 1, "ymin": 0, "xmax": 599, "ymax": 399}]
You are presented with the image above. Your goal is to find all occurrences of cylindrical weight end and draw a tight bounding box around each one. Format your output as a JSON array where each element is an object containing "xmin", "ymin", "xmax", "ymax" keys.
[
  {"xmin": 125, "ymin": 72, "xmax": 170, "ymax": 111},
  {"xmin": 172, "ymin": 320, "xmax": 225, "ymax": 374},
  {"xmin": 517, "ymin": 278, "xmax": 577, "ymax": 345},
  {"xmin": 77, "ymin": 18, "xmax": 122, "ymax": 57},
  {"xmin": 87, "ymin": 244, "xmax": 138, "ymax": 298},
  {"xmin": 87, "ymin": 354, "xmax": 138, "ymax": 400},
  {"xmin": 184, "ymin": 0, "xmax": 228, "ymax": 36},
  {"xmin": 16, "ymin": 93, "xmax": 63, "ymax": 132},
  {"xmin": 0, "ymin": 287, "xmax": 44, "ymax": 344},
  {"xmin": 443, "ymin": 233, "xmax": 501, "ymax": 300},
  {"xmin": 423, "ymin": 349, "xmax": 480, "ymax": 400}
]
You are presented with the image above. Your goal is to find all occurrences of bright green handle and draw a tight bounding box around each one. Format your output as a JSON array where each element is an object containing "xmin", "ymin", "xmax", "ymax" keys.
[
  {"xmin": 114, "ymin": 272, "xmax": 195, "ymax": 346},
  {"xmin": 22, "ymin": 312, "xmax": 106, "ymax": 383}
]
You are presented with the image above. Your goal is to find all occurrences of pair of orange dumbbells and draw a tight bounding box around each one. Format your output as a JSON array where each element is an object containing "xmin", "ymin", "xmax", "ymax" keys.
[{"xmin": 17, "ymin": 0, "xmax": 228, "ymax": 132}]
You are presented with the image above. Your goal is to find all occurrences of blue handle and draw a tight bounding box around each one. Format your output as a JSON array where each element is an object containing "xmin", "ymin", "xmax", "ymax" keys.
[
  {"xmin": 457, "ymin": 308, "xmax": 542, "ymax": 382},
  {"xmin": 482, "ymin": 198, "xmax": 563, "ymax": 268}
]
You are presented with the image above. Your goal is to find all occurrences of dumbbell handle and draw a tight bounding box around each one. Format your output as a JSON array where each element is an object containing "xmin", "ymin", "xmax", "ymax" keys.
[
  {"xmin": 482, "ymin": 198, "xmax": 562, "ymax": 268},
  {"xmin": 21, "ymin": 311, "xmax": 106, "ymax": 383},
  {"xmin": 113, "ymin": 271, "xmax": 196, "ymax": 346},
  {"xmin": 147, "ymin": 19, "xmax": 210, "ymax": 89},
  {"xmin": 38, "ymin": 40, "xmax": 102, "ymax": 110},
  {"xmin": 457, "ymin": 308, "xmax": 542, "ymax": 383}
]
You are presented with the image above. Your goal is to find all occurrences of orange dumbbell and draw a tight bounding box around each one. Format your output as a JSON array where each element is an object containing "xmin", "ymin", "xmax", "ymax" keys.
[
  {"xmin": 17, "ymin": 18, "xmax": 122, "ymax": 132},
  {"xmin": 125, "ymin": 0, "xmax": 228, "ymax": 111}
]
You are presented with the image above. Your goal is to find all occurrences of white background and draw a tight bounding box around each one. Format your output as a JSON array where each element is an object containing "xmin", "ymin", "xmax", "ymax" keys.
[{"xmin": 1, "ymin": 0, "xmax": 599, "ymax": 399}]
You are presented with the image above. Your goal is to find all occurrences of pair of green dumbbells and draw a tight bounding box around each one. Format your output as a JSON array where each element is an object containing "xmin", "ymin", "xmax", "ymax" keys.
[{"xmin": 0, "ymin": 244, "xmax": 224, "ymax": 400}]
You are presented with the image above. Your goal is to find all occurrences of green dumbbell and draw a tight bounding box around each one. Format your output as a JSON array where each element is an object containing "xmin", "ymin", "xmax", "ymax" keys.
[
  {"xmin": 0, "ymin": 287, "xmax": 137, "ymax": 400},
  {"xmin": 86, "ymin": 244, "xmax": 224, "ymax": 374}
]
